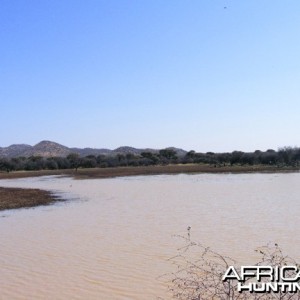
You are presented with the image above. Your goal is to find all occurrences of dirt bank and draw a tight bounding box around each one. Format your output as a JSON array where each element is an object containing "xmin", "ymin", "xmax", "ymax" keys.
[
  {"xmin": 0, "ymin": 187, "xmax": 60, "ymax": 211},
  {"xmin": 0, "ymin": 164, "xmax": 299, "ymax": 180}
]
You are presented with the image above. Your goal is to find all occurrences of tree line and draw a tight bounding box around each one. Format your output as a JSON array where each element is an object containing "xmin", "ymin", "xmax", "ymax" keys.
[{"xmin": 0, "ymin": 147, "xmax": 300, "ymax": 172}]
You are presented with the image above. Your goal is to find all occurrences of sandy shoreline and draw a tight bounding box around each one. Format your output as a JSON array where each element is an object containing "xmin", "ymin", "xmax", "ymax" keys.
[{"xmin": 0, "ymin": 164, "xmax": 299, "ymax": 211}]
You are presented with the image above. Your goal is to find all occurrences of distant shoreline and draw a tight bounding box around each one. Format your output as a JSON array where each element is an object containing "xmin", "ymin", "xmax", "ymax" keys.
[
  {"xmin": 0, "ymin": 164, "xmax": 299, "ymax": 211},
  {"xmin": 0, "ymin": 164, "xmax": 299, "ymax": 180}
]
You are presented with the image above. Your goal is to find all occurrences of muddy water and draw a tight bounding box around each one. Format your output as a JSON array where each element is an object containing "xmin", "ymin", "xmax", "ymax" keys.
[{"xmin": 0, "ymin": 173, "xmax": 300, "ymax": 299}]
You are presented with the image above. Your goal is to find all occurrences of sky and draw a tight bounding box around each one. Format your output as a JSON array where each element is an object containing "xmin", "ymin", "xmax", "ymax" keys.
[{"xmin": 1, "ymin": 0, "xmax": 300, "ymax": 152}]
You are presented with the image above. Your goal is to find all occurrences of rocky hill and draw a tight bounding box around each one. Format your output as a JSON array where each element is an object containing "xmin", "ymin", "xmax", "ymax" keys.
[
  {"xmin": 22, "ymin": 141, "xmax": 71, "ymax": 157},
  {"xmin": 0, "ymin": 140, "xmax": 187, "ymax": 158},
  {"xmin": 0, "ymin": 144, "xmax": 32, "ymax": 157}
]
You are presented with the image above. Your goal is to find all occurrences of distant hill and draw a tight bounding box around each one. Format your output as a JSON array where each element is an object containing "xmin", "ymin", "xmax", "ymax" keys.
[
  {"xmin": 0, "ymin": 144, "xmax": 32, "ymax": 158},
  {"xmin": 21, "ymin": 141, "xmax": 71, "ymax": 157},
  {"xmin": 70, "ymin": 147, "xmax": 112, "ymax": 157},
  {"xmin": 0, "ymin": 140, "xmax": 187, "ymax": 158}
]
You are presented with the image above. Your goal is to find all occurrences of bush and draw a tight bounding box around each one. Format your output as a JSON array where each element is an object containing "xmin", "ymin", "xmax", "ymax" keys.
[{"xmin": 165, "ymin": 233, "xmax": 300, "ymax": 299}]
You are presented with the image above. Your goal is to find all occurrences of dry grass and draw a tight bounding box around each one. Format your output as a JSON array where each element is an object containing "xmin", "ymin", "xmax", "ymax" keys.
[{"xmin": 0, "ymin": 164, "xmax": 298, "ymax": 181}]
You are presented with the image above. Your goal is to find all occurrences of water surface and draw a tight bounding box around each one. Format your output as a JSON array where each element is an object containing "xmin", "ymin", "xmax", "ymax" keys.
[{"xmin": 0, "ymin": 173, "xmax": 300, "ymax": 299}]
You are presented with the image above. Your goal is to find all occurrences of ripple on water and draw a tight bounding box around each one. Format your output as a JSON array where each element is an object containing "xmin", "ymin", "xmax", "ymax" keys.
[{"xmin": 1, "ymin": 173, "xmax": 300, "ymax": 299}]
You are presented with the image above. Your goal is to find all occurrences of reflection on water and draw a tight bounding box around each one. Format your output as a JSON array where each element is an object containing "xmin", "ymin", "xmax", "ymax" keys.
[{"xmin": 0, "ymin": 173, "xmax": 300, "ymax": 299}]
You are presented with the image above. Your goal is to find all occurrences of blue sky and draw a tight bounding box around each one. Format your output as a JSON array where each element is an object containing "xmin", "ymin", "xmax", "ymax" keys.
[{"xmin": 1, "ymin": 0, "xmax": 300, "ymax": 152}]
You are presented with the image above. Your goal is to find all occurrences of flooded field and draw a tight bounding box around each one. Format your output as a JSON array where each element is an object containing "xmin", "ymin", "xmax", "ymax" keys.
[{"xmin": 0, "ymin": 173, "xmax": 300, "ymax": 299}]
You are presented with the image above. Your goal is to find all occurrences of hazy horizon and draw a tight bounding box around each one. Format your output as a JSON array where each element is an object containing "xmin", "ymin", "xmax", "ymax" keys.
[{"xmin": 1, "ymin": 139, "xmax": 297, "ymax": 154}]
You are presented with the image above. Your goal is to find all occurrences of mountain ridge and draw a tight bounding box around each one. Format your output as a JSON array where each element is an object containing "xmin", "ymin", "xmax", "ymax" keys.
[{"xmin": 0, "ymin": 140, "xmax": 187, "ymax": 158}]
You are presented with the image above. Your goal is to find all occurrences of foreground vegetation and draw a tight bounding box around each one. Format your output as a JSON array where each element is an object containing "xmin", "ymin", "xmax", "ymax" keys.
[
  {"xmin": 1, "ymin": 147, "xmax": 300, "ymax": 172},
  {"xmin": 166, "ymin": 234, "xmax": 300, "ymax": 299}
]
